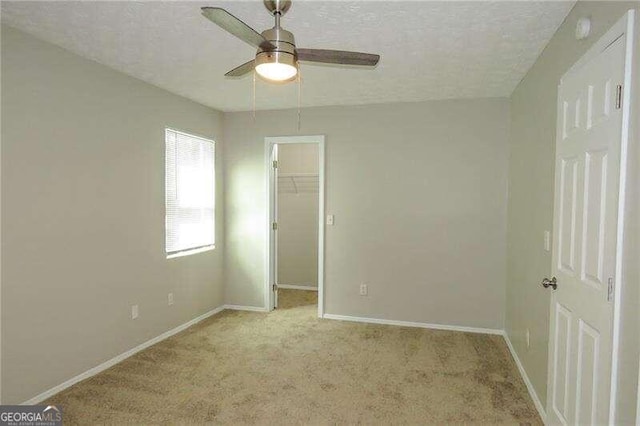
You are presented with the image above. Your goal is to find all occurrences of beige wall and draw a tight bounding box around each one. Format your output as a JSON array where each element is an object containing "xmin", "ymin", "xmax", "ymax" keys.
[
  {"xmin": 223, "ymin": 99, "xmax": 510, "ymax": 330},
  {"xmin": 278, "ymin": 143, "xmax": 319, "ymax": 175},
  {"xmin": 1, "ymin": 26, "xmax": 225, "ymax": 404},
  {"xmin": 277, "ymin": 144, "xmax": 319, "ymax": 288},
  {"xmin": 505, "ymin": 2, "xmax": 640, "ymax": 421}
]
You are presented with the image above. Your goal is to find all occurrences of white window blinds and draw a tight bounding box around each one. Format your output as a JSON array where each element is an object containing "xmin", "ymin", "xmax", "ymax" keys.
[{"xmin": 165, "ymin": 129, "xmax": 215, "ymax": 255}]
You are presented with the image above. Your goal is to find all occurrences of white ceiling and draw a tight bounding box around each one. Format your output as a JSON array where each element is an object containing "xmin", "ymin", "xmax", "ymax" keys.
[{"xmin": 1, "ymin": 1, "xmax": 575, "ymax": 112}]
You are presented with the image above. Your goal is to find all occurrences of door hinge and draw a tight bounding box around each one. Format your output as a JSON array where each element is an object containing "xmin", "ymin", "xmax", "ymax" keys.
[
  {"xmin": 272, "ymin": 222, "xmax": 278, "ymax": 231},
  {"xmin": 273, "ymin": 160, "xmax": 278, "ymax": 169},
  {"xmin": 607, "ymin": 277, "xmax": 615, "ymax": 302},
  {"xmin": 272, "ymin": 283, "xmax": 278, "ymax": 292},
  {"xmin": 615, "ymin": 85, "xmax": 623, "ymax": 109}
]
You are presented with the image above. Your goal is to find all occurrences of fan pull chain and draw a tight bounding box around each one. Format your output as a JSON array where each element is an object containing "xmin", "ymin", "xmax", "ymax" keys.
[
  {"xmin": 252, "ymin": 70, "xmax": 257, "ymax": 121},
  {"xmin": 297, "ymin": 68, "xmax": 302, "ymax": 131}
]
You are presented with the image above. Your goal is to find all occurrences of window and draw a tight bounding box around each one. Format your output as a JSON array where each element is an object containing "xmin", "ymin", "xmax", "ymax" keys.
[{"xmin": 165, "ymin": 128, "xmax": 215, "ymax": 257}]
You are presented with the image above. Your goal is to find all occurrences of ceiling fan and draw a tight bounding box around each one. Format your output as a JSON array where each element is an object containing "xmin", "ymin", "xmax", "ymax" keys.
[{"xmin": 201, "ymin": 0, "xmax": 380, "ymax": 83}]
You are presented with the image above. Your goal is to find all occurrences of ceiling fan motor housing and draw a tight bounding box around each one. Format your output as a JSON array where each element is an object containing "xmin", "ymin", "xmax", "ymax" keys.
[
  {"xmin": 256, "ymin": 27, "xmax": 298, "ymax": 80},
  {"xmin": 263, "ymin": 0, "xmax": 292, "ymax": 16}
]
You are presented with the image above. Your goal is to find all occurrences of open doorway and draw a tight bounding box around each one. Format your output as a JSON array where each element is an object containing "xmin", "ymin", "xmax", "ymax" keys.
[{"xmin": 265, "ymin": 136, "xmax": 325, "ymax": 317}]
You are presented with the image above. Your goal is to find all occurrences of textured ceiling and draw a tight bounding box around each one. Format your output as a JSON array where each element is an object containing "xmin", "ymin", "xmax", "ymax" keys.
[{"xmin": 1, "ymin": 1, "xmax": 575, "ymax": 112}]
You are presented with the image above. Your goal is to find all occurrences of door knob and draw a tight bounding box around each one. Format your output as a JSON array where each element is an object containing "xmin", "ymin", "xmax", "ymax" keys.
[{"xmin": 542, "ymin": 277, "xmax": 558, "ymax": 290}]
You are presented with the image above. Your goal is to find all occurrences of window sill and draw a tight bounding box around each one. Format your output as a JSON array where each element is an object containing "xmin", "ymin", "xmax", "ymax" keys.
[{"xmin": 166, "ymin": 245, "xmax": 215, "ymax": 259}]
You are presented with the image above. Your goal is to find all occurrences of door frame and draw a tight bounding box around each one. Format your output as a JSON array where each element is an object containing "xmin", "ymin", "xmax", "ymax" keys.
[
  {"xmin": 547, "ymin": 10, "xmax": 636, "ymax": 424},
  {"xmin": 264, "ymin": 135, "xmax": 326, "ymax": 317}
]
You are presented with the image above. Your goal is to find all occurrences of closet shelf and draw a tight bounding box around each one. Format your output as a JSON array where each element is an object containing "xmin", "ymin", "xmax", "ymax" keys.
[{"xmin": 278, "ymin": 173, "xmax": 319, "ymax": 194}]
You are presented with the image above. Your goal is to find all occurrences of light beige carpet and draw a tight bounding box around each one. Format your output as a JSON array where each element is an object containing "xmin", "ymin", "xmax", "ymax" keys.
[{"xmin": 47, "ymin": 289, "xmax": 541, "ymax": 424}]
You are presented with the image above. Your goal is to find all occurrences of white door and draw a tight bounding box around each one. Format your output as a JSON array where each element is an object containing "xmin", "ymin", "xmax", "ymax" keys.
[
  {"xmin": 269, "ymin": 144, "xmax": 279, "ymax": 309},
  {"xmin": 545, "ymin": 29, "xmax": 627, "ymax": 425}
]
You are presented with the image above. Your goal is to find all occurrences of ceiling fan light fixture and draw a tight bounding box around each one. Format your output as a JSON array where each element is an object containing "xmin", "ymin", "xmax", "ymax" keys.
[
  {"xmin": 201, "ymin": 2, "xmax": 380, "ymax": 82},
  {"xmin": 255, "ymin": 51, "xmax": 298, "ymax": 82}
]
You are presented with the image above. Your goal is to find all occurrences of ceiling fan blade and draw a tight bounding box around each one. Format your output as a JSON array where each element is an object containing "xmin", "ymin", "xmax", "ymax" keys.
[
  {"xmin": 225, "ymin": 60, "xmax": 255, "ymax": 77},
  {"xmin": 201, "ymin": 7, "xmax": 274, "ymax": 50},
  {"xmin": 296, "ymin": 49, "xmax": 380, "ymax": 66}
]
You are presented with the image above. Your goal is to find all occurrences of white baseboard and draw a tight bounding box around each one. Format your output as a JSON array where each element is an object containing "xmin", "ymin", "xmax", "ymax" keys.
[
  {"xmin": 322, "ymin": 313, "xmax": 504, "ymax": 335},
  {"xmin": 503, "ymin": 332, "xmax": 547, "ymax": 423},
  {"xmin": 278, "ymin": 284, "xmax": 318, "ymax": 291},
  {"xmin": 22, "ymin": 305, "xmax": 226, "ymax": 405},
  {"xmin": 223, "ymin": 304, "xmax": 269, "ymax": 312}
]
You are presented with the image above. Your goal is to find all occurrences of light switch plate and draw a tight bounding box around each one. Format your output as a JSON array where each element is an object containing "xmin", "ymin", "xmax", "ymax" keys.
[
  {"xmin": 131, "ymin": 305, "xmax": 139, "ymax": 320},
  {"xmin": 544, "ymin": 230, "xmax": 551, "ymax": 252},
  {"xmin": 327, "ymin": 215, "xmax": 334, "ymax": 226}
]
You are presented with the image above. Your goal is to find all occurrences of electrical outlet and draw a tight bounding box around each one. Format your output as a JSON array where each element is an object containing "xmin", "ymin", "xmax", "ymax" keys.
[
  {"xmin": 168, "ymin": 293, "xmax": 174, "ymax": 306},
  {"xmin": 359, "ymin": 283, "xmax": 368, "ymax": 296},
  {"xmin": 327, "ymin": 215, "xmax": 335, "ymax": 226},
  {"xmin": 131, "ymin": 305, "xmax": 139, "ymax": 320},
  {"xmin": 526, "ymin": 328, "xmax": 530, "ymax": 349}
]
